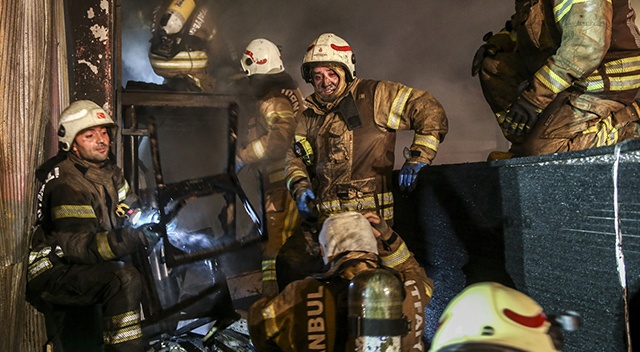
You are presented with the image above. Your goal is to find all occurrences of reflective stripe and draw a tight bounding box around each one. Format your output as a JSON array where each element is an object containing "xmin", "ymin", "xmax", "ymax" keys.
[
  {"xmin": 118, "ymin": 182, "xmax": 129, "ymax": 203},
  {"xmin": 554, "ymin": 0, "xmax": 603, "ymax": 22},
  {"xmin": 413, "ymin": 133, "xmax": 439, "ymax": 152},
  {"xmin": 583, "ymin": 115, "xmax": 618, "ymax": 147},
  {"xmin": 423, "ymin": 280, "xmax": 434, "ymax": 299},
  {"xmin": 604, "ymin": 56, "xmax": 640, "ymax": 75},
  {"xmin": 319, "ymin": 192, "xmax": 394, "ymax": 221},
  {"xmin": 262, "ymin": 259, "xmax": 277, "ymax": 282},
  {"xmin": 103, "ymin": 310, "xmax": 142, "ymax": 345},
  {"xmin": 286, "ymin": 171, "xmax": 308, "ymax": 189},
  {"xmin": 263, "ymin": 305, "xmax": 279, "ymax": 338},
  {"xmin": 28, "ymin": 245, "xmax": 65, "ymax": 281},
  {"xmin": 149, "ymin": 51, "xmax": 208, "ymax": 69},
  {"xmin": 380, "ymin": 241, "xmax": 411, "ymax": 269},
  {"xmin": 251, "ymin": 140, "xmax": 266, "ymax": 159},
  {"xmin": 582, "ymin": 73, "xmax": 640, "ymax": 92},
  {"xmin": 52, "ymin": 205, "xmax": 96, "ymax": 220},
  {"xmin": 281, "ymin": 197, "xmax": 299, "ymax": 242},
  {"xmin": 535, "ymin": 65, "xmax": 571, "ymax": 94},
  {"xmin": 96, "ymin": 231, "xmax": 117, "ymax": 260},
  {"xmin": 387, "ymin": 86, "xmax": 413, "ymax": 130},
  {"xmin": 265, "ymin": 110, "xmax": 294, "ymax": 127}
]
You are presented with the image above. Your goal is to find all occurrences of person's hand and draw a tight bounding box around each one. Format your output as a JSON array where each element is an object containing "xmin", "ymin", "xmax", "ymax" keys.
[
  {"xmin": 363, "ymin": 212, "xmax": 392, "ymax": 240},
  {"xmin": 399, "ymin": 162, "xmax": 427, "ymax": 192},
  {"xmin": 138, "ymin": 223, "xmax": 161, "ymax": 252},
  {"xmin": 296, "ymin": 189, "xmax": 317, "ymax": 221},
  {"xmin": 503, "ymin": 97, "xmax": 541, "ymax": 136}
]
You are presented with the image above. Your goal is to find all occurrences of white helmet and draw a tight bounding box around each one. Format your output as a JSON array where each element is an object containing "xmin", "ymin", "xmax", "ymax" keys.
[
  {"xmin": 301, "ymin": 32, "xmax": 356, "ymax": 83},
  {"xmin": 429, "ymin": 282, "xmax": 562, "ymax": 352},
  {"xmin": 57, "ymin": 100, "xmax": 116, "ymax": 151},
  {"xmin": 241, "ymin": 38, "xmax": 284, "ymax": 76}
]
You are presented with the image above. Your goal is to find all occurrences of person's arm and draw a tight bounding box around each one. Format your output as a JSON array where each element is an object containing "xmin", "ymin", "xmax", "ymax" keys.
[
  {"xmin": 521, "ymin": 0, "xmax": 612, "ymax": 110},
  {"xmin": 237, "ymin": 94, "xmax": 298, "ymax": 165},
  {"xmin": 47, "ymin": 181, "xmax": 145, "ymax": 264},
  {"xmin": 373, "ymin": 80, "xmax": 448, "ymax": 166}
]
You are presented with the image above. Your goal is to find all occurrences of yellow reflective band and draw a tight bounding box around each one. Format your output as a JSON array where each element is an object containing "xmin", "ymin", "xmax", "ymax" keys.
[
  {"xmin": 28, "ymin": 257, "xmax": 52, "ymax": 281},
  {"xmin": 583, "ymin": 74, "xmax": 640, "ymax": 92},
  {"xmin": 251, "ymin": 140, "xmax": 266, "ymax": 159},
  {"xmin": 554, "ymin": 0, "xmax": 598, "ymax": 22},
  {"xmin": 96, "ymin": 231, "xmax": 116, "ymax": 261},
  {"xmin": 319, "ymin": 192, "xmax": 394, "ymax": 220},
  {"xmin": 423, "ymin": 280, "xmax": 434, "ymax": 299},
  {"xmin": 387, "ymin": 86, "xmax": 413, "ymax": 130},
  {"xmin": 535, "ymin": 66, "xmax": 570, "ymax": 94},
  {"xmin": 263, "ymin": 305, "xmax": 279, "ymax": 338},
  {"xmin": 103, "ymin": 311, "xmax": 142, "ymax": 345},
  {"xmin": 118, "ymin": 182, "xmax": 129, "ymax": 203},
  {"xmin": 265, "ymin": 110, "xmax": 294, "ymax": 127},
  {"xmin": 286, "ymin": 171, "xmax": 308, "ymax": 189},
  {"xmin": 262, "ymin": 259, "xmax": 276, "ymax": 271},
  {"xmin": 414, "ymin": 134, "xmax": 439, "ymax": 152},
  {"xmin": 381, "ymin": 241, "xmax": 411, "ymax": 269},
  {"xmin": 52, "ymin": 205, "xmax": 96, "ymax": 220},
  {"xmin": 150, "ymin": 51, "xmax": 208, "ymax": 69},
  {"xmin": 282, "ymin": 198, "xmax": 299, "ymax": 242},
  {"xmin": 604, "ymin": 56, "xmax": 640, "ymax": 74}
]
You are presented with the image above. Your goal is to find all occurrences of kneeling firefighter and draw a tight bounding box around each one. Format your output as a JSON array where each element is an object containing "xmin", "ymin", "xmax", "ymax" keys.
[{"xmin": 248, "ymin": 211, "xmax": 434, "ymax": 351}]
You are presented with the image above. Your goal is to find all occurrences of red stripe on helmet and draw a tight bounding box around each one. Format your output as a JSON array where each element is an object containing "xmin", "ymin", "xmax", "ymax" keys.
[
  {"xmin": 306, "ymin": 44, "xmax": 315, "ymax": 52},
  {"xmin": 331, "ymin": 44, "xmax": 351, "ymax": 52},
  {"xmin": 503, "ymin": 308, "xmax": 547, "ymax": 328}
]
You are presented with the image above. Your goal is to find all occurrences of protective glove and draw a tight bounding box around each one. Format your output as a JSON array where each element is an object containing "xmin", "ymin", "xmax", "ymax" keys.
[
  {"xmin": 296, "ymin": 188, "xmax": 317, "ymax": 221},
  {"xmin": 363, "ymin": 212, "xmax": 392, "ymax": 240},
  {"xmin": 472, "ymin": 31, "xmax": 515, "ymax": 76},
  {"xmin": 503, "ymin": 97, "xmax": 542, "ymax": 136},
  {"xmin": 399, "ymin": 162, "xmax": 427, "ymax": 192},
  {"xmin": 138, "ymin": 223, "xmax": 161, "ymax": 252}
]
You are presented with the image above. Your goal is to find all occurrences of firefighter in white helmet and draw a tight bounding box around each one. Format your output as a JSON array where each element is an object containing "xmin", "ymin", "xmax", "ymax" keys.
[
  {"xmin": 235, "ymin": 38, "xmax": 304, "ymax": 297},
  {"xmin": 285, "ymin": 32, "xmax": 448, "ymax": 226},
  {"xmin": 429, "ymin": 282, "xmax": 565, "ymax": 352},
  {"xmin": 26, "ymin": 100, "xmax": 159, "ymax": 352},
  {"xmin": 248, "ymin": 211, "xmax": 434, "ymax": 351}
]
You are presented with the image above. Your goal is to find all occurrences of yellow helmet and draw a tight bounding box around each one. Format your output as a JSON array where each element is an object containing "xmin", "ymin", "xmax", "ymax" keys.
[
  {"xmin": 301, "ymin": 32, "xmax": 356, "ymax": 83},
  {"xmin": 57, "ymin": 100, "xmax": 116, "ymax": 151},
  {"xmin": 429, "ymin": 282, "xmax": 562, "ymax": 352},
  {"xmin": 241, "ymin": 38, "xmax": 284, "ymax": 76}
]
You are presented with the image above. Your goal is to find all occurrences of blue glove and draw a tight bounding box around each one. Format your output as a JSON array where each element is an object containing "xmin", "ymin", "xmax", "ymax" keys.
[
  {"xmin": 399, "ymin": 162, "xmax": 427, "ymax": 192},
  {"xmin": 296, "ymin": 189, "xmax": 317, "ymax": 220}
]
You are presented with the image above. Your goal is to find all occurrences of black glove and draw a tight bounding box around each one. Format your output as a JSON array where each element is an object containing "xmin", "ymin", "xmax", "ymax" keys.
[
  {"xmin": 138, "ymin": 223, "xmax": 161, "ymax": 252},
  {"xmin": 503, "ymin": 97, "xmax": 542, "ymax": 136}
]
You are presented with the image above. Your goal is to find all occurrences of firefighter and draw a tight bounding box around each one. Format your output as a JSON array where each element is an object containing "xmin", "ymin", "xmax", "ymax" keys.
[
  {"xmin": 285, "ymin": 32, "xmax": 448, "ymax": 226},
  {"xmin": 248, "ymin": 211, "xmax": 434, "ymax": 351},
  {"xmin": 26, "ymin": 100, "xmax": 159, "ymax": 352},
  {"xmin": 429, "ymin": 282, "xmax": 565, "ymax": 351},
  {"xmin": 148, "ymin": 0, "xmax": 239, "ymax": 92},
  {"xmin": 236, "ymin": 38, "xmax": 304, "ymax": 297},
  {"xmin": 473, "ymin": 0, "xmax": 640, "ymax": 158}
]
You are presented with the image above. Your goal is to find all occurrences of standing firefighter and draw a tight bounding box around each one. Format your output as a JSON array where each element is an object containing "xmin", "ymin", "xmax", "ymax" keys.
[
  {"xmin": 474, "ymin": 0, "xmax": 640, "ymax": 158},
  {"xmin": 26, "ymin": 100, "xmax": 159, "ymax": 352},
  {"xmin": 236, "ymin": 38, "xmax": 304, "ymax": 297},
  {"xmin": 248, "ymin": 211, "xmax": 434, "ymax": 352},
  {"xmin": 285, "ymin": 32, "xmax": 448, "ymax": 225}
]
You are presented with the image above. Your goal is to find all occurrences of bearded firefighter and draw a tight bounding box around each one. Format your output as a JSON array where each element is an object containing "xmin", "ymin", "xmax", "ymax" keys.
[{"xmin": 473, "ymin": 0, "xmax": 640, "ymax": 158}]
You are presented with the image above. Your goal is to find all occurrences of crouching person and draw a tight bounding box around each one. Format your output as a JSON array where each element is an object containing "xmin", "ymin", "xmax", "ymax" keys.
[{"xmin": 248, "ymin": 211, "xmax": 434, "ymax": 351}]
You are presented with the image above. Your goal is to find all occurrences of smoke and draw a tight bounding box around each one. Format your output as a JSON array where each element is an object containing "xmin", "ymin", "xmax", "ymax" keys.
[{"xmin": 121, "ymin": 0, "xmax": 514, "ymax": 165}]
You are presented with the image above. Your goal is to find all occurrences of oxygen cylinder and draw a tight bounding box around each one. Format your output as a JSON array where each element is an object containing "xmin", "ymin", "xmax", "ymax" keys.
[
  {"xmin": 160, "ymin": 0, "xmax": 196, "ymax": 35},
  {"xmin": 347, "ymin": 268, "xmax": 408, "ymax": 351}
]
